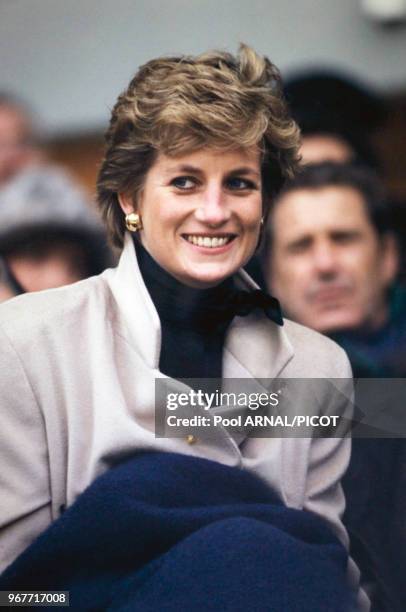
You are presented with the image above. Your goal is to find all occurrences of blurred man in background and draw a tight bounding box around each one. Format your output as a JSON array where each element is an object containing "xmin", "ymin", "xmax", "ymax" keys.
[
  {"xmin": 0, "ymin": 166, "xmax": 111, "ymax": 301},
  {"xmin": 263, "ymin": 162, "xmax": 403, "ymax": 377},
  {"xmin": 263, "ymin": 161, "xmax": 405, "ymax": 612}
]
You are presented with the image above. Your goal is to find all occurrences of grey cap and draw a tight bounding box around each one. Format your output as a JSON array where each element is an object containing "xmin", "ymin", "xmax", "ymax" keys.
[{"xmin": 0, "ymin": 165, "xmax": 111, "ymax": 273}]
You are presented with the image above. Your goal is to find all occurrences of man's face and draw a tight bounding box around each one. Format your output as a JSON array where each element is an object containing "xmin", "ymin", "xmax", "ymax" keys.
[{"xmin": 267, "ymin": 186, "xmax": 398, "ymax": 333}]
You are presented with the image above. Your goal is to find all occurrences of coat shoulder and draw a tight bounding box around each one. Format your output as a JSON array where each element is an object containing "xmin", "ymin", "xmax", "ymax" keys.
[{"xmin": 282, "ymin": 318, "xmax": 352, "ymax": 378}]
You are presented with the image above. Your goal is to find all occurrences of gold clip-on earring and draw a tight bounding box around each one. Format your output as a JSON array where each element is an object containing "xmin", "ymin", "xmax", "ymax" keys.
[{"xmin": 125, "ymin": 212, "xmax": 143, "ymax": 232}]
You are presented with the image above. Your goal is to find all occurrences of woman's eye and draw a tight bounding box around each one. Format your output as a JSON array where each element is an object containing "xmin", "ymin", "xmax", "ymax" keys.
[
  {"xmin": 226, "ymin": 177, "xmax": 256, "ymax": 190},
  {"xmin": 171, "ymin": 176, "xmax": 196, "ymax": 190}
]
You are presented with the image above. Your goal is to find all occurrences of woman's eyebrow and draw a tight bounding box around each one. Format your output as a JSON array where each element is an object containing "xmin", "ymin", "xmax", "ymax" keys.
[
  {"xmin": 163, "ymin": 165, "xmax": 260, "ymax": 177},
  {"xmin": 227, "ymin": 167, "xmax": 261, "ymax": 178},
  {"xmin": 163, "ymin": 164, "xmax": 203, "ymax": 175}
]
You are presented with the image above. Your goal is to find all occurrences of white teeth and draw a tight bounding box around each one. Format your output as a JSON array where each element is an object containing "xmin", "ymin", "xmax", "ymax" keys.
[{"xmin": 185, "ymin": 235, "xmax": 232, "ymax": 248}]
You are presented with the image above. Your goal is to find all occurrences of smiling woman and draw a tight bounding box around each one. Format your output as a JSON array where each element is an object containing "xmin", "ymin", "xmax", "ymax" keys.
[
  {"xmin": 118, "ymin": 148, "xmax": 263, "ymax": 288},
  {"xmin": 97, "ymin": 45, "xmax": 299, "ymax": 248},
  {"xmin": 0, "ymin": 45, "xmax": 367, "ymax": 610}
]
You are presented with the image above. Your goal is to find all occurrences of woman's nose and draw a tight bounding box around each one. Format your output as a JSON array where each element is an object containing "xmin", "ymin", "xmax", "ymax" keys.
[{"xmin": 194, "ymin": 186, "xmax": 231, "ymax": 226}]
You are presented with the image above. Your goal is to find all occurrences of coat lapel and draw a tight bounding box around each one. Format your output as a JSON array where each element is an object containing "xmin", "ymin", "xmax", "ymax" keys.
[
  {"xmin": 107, "ymin": 234, "xmax": 162, "ymax": 369},
  {"xmin": 223, "ymin": 269, "xmax": 294, "ymax": 381}
]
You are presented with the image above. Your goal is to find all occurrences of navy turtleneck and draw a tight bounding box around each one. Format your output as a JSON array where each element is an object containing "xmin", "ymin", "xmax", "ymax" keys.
[{"xmin": 133, "ymin": 237, "xmax": 235, "ymax": 383}]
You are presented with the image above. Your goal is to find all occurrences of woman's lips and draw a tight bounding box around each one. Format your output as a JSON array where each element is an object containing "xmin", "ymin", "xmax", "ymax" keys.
[{"xmin": 182, "ymin": 233, "xmax": 237, "ymax": 252}]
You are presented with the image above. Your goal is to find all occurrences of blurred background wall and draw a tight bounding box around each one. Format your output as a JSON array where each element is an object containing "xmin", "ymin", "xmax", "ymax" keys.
[{"xmin": 1, "ymin": 0, "xmax": 405, "ymax": 198}]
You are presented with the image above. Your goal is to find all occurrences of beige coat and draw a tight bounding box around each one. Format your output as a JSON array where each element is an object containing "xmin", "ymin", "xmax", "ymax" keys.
[{"xmin": 0, "ymin": 234, "xmax": 367, "ymax": 607}]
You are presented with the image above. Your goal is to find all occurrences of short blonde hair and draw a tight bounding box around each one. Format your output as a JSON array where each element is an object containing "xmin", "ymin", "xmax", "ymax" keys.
[{"xmin": 97, "ymin": 44, "xmax": 300, "ymax": 248}]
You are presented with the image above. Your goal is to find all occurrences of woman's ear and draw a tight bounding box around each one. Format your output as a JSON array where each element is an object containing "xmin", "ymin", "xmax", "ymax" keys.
[{"xmin": 117, "ymin": 193, "xmax": 135, "ymax": 215}]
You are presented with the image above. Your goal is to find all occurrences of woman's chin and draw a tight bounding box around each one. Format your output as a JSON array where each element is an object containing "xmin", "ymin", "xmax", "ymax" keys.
[{"xmin": 176, "ymin": 262, "xmax": 239, "ymax": 288}]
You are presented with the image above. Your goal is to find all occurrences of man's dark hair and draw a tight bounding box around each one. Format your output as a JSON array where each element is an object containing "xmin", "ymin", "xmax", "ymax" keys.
[{"xmin": 269, "ymin": 162, "xmax": 393, "ymax": 239}]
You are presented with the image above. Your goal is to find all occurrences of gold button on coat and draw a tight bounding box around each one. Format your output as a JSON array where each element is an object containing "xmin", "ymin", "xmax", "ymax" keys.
[{"xmin": 186, "ymin": 435, "xmax": 197, "ymax": 445}]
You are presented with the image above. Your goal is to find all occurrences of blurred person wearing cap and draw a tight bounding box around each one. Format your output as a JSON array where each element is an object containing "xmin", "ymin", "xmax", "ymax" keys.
[
  {"xmin": 0, "ymin": 166, "xmax": 111, "ymax": 300},
  {"xmin": 262, "ymin": 161, "xmax": 405, "ymax": 611},
  {"xmin": 0, "ymin": 93, "xmax": 43, "ymax": 187},
  {"xmin": 284, "ymin": 72, "xmax": 386, "ymax": 168}
]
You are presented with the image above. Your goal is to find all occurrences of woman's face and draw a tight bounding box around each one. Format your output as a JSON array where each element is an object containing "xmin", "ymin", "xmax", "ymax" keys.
[{"xmin": 119, "ymin": 147, "xmax": 263, "ymax": 288}]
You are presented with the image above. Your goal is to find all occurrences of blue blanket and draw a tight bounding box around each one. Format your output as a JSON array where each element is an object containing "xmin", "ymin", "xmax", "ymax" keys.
[{"xmin": 0, "ymin": 452, "xmax": 355, "ymax": 611}]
